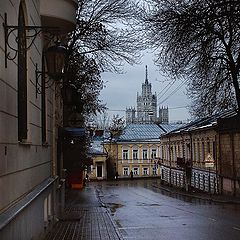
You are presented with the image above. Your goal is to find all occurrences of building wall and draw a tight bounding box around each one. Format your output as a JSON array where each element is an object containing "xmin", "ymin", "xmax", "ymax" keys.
[
  {"xmin": 0, "ymin": 0, "xmax": 77, "ymax": 239},
  {"xmin": 126, "ymin": 107, "xmax": 136, "ymax": 124},
  {"xmin": 219, "ymin": 131, "xmax": 240, "ymax": 196},
  {"xmin": 159, "ymin": 107, "xmax": 169, "ymax": 124},
  {"xmin": 113, "ymin": 142, "xmax": 161, "ymax": 178},
  {"xmin": 89, "ymin": 155, "xmax": 107, "ymax": 180},
  {"xmin": 160, "ymin": 128, "xmax": 218, "ymax": 193}
]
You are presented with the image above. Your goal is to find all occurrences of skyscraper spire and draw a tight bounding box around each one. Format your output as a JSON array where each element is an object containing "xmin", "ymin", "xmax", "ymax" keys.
[{"xmin": 145, "ymin": 65, "xmax": 148, "ymax": 84}]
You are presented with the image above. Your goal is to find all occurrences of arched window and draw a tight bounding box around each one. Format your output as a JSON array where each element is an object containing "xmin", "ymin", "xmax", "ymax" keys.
[{"xmin": 18, "ymin": 3, "xmax": 28, "ymax": 141}]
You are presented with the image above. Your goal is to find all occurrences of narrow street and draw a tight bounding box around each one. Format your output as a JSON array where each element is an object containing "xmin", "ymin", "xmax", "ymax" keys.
[
  {"xmin": 45, "ymin": 179, "xmax": 240, "ymax": 240},
  {"xmin": 97, "ymin": 179, "xmax": 240, "ymax": 240}
]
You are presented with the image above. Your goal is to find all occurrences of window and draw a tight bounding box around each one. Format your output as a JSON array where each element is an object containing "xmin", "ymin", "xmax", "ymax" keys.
[
  {"xmin": 151, "ymin": 149, "xmax": 157, "ymax": 159},
  {"xmin": 161, "ymin": 146, "xmax": 164, "ymax": 159},
  {"xmin": 123, "ymin": 149, "xmax": 128, "ymax": 160},
  {"xmin": 143, "ymin": 167, "xmax": 149, "ymax": 175},
  {"xmin": 207, "ymin": 141, "xmax": 210, "ymax": 153},
  {"xmin": 123, "ymin": 167, "xmax": 129, "ymax": 176},
  {"xmin": 202, "ymin": 142, "xmax": 205, "ymax": 161},
  {"xmin": 193, "ymin": 142, "xmax": 196, "ymax": 162},
  {"xmin": 142, "ymin": 149, "xmax": 148, "ymax": 159},
  {"xmin": 174, "ymin": 146, "xmax": 177, "ymax": 162},
  {"xmin": 152, "ymin": 166, "xmax": 157, "ymax": 175},
  {"xmin": 197, "ymin": 142, "xmax": 200, "ymax": 162},
  {"xmin": 133, "ymin": 149, "xmax": 138, "ymax": 160},
  {"xmin": 133, "ymin": 167, "xmax": 139, "ymax": 175},
  {"xmin": 182, "ymin": 144, "xmax": 185, "ymax": 158},
  {"xmin": 18, "ymin": 3, "xmax": 28, "ymax": 141}
]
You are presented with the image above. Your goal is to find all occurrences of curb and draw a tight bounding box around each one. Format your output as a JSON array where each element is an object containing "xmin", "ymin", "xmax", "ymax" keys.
[
  {"xmin": 152, "ymin": 184, "xmax": 240, "ymax": 204},
  {"xmin": 95, "ymin": 187, "xmax": 124, "ymax": 240}
]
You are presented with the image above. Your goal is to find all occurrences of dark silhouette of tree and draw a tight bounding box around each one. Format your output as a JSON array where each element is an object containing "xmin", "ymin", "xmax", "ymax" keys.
[
  {"xmin": 62, "ymin": 0, "xmax": 142, "ymax": 171},
  {"xmin": 63, "ymin": 0, "xmax": 143, "ymax": 125},
  {"xmin": 109, "ymin": 114, "xmax": 125, "ymax": 137},
  {"xmin": 141, "ymin": 0, "xmax": 240, "ymax": 117},
  {"xmin": 69, "ymin": 0, "xmax": 142, "ymax": 72}
]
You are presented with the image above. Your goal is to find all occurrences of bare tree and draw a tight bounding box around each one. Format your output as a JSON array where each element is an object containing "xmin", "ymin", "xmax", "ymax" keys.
[
  {"xmin": 141, "ymin": 0, "xmax": 240, "ymax": 117},
  {"xmin": 68, "ymin": 0, "xmax": 143, "ymax": 72},
  {"xmin": 109, "ymin": 115, "xmax": 125, "ymax": 137},
  {"xmin": 63, "ymin": 0, "xmax": 143, "ymax": 126}
]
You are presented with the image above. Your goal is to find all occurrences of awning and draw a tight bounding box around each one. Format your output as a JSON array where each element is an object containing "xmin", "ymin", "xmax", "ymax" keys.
[{"xmin": 63, "ymin": 127, "xmax": 86, "ymax": 138}]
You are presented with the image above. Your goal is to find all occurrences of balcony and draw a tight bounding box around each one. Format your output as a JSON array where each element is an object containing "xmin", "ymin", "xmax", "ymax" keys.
[{"xmin": 40, "ymin": 0, "xmax": 78, "ymax": 33}]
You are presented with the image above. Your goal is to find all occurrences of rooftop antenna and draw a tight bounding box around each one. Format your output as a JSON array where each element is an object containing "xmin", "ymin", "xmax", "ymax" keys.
[{"xmin": 145, "ymin": 65, "xmax": 148, "ymax": 84}]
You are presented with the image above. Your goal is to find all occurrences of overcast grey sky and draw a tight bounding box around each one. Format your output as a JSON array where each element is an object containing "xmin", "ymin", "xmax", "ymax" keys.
[{"xmin": 100, "ymin": 52, "xmax": 191, "ymax": 122}]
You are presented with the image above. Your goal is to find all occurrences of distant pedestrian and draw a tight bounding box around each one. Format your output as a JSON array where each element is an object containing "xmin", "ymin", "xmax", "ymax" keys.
[
  {"xmin": 130, "ymin": 170, "xmax": 133, "ymax": 180},
  {"xmin": 115, "ymin": 171, "xmax": 119, "ymax": 181},
  {"xmin": 86, "ymin": 173, "xmax": 89, "ymax": 182}
]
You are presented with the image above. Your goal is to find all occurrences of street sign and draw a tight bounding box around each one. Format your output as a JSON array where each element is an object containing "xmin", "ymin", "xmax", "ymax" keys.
[{"xmin": 205, "ymin": 153, "xmax": 215, "ymax": 168}]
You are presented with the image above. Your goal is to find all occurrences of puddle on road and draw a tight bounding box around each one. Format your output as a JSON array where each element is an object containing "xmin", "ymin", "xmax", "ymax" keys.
[
  {"xmin": 108, "ymin": 202, "xmax": 124, "ymax": 214},
  {"xmin": 115, "ymin": 219, "xmax": 122, "ymax": 228},
  {"xmin": 136, "ymin": 202, "xmax": 162, "ymax": 207}
]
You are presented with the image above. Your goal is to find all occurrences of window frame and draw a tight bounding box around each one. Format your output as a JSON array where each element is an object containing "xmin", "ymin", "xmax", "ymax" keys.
[
  {"xmin": 142, "ymin": 149, "xmax": 148, "ymax": 160},
  {"xmin": 123, "ymin": 149, "xmax": 129, "ymax": 160},
  {"xmin": 132, "ymin": 149, "xmax": 138, "ymax": 160},
  {"xmin": 123, "ymin": 167, "xmax": 129, "ymax": 176},
  {"xmin": 143, "ymin": 167, "xmax": 149, "ymax": 175},
  {"xmin": 17, "ymin": 3, "xmax": 28, "ymax": 142},
  {"xmin": 133, "ymin": 167, "xmax": 139, "ymax": 175}
]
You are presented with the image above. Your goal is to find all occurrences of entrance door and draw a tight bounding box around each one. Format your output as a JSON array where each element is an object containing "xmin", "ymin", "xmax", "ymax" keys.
[{"xmin": 97, "ymin": 165, "xmax": 102, "ymax": 178}]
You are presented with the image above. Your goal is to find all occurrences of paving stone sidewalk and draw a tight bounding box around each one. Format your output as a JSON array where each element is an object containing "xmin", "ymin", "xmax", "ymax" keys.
[{"xmin": 43, "ymin": 185, "xmax": 122, "ymax": 240}]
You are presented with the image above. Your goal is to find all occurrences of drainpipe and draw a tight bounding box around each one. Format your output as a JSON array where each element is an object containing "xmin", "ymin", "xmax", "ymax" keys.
[
  {"xmin": 214, "ymin": 133, "xmax": 218, "ymax": 194},
  {"xmin": 168, "ymin": 136, "xmax": 172, "ymax": 186},
  {"xmin": 188, "ymin": 131, "xmax": 193, "ymax": 192},
  {"xmin": 231, "ymin": 132, "xmax": 236, "ymax": 196}
]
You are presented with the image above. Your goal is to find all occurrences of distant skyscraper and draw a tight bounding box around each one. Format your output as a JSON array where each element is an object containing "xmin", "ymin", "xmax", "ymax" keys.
[
  {"xmin": 126, "ymin": 66, "xmax": 169, "ymax": 125},
  {"xmin": 126, "ymin": 66, "xmax": 169, "ymax": 124},
  {"xmin": 136, "ymin": 66, "xmax": 157, "ymax": 123},
  {"xmin": 159, "ymin": 106, "xmax": 169, "ymax": 124},
  {"xmin": 126, "ymin": 107, "xmax": 136, "ymax": 124}
]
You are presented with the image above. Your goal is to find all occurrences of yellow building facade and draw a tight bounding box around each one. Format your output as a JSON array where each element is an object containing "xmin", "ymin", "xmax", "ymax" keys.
[
  {"xmin": 115, "ymin": 142, "xmax": 161, "ymax": 178},
  {"xmin": 89, "ymin": 149, "xmax": 107, "ymax": 180},
  {"xmin": 104, "ymin": 124, "xmax": 178, "ymax": 179},
  {"xmin": 160, "ymin": 110, "xmax": 240, "ymax": 196}
]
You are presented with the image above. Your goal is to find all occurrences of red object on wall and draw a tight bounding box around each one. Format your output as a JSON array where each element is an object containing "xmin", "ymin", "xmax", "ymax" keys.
[{"xmin": 66, "ymin": 170, "xmax": 84, "ymax": 189}]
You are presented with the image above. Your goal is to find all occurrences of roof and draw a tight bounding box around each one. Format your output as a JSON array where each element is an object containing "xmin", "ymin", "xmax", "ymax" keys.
[
  {"xmin": 164, "ymin": 109, "xmax": 238, "ymax": 135},
  {"xmin": 118, "ymin": 124, "xmax": 165, "ymax": 142},
  {"xmin": 159, "ymin": 123, "xmax": 183, "ymax": 133},
  {"xmin": 63, "ymin": 127, "xmax": 86, "ymax": 137},
  {"xmin": 88, "ymin": 147, "xmax": 107, "ymax": 156}
]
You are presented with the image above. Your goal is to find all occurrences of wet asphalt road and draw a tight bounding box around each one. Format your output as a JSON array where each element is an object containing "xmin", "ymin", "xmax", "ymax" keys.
[{"xmin": 94, "ymin": 179, "xmax": 240, "ymax": 240}]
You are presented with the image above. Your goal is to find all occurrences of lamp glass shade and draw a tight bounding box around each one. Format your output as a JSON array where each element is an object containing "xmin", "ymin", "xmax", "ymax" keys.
[{"xmin": 45, "ymin": 44, "xmax": 66, "ymax": 80}]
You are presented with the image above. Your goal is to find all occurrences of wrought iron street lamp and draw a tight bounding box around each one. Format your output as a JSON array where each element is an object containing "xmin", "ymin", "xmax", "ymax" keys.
[
  {"xmin": 35, "ymin": 42, "xmax": 67, "ymax": 96},
  {"xmin": 45, "ymin": 42, "xmax": 67, "ymax": 80}
]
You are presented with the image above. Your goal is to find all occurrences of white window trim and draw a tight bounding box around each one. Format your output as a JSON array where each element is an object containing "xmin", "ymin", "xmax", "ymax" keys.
[
  {"xmin": 123, "ymin": 167, "xmax": 129, "ymax": 176},
  {"xmin": 123, "ymin": 149, "xmax": 129, "ymax": 160},
  {"xmin": 143, "ymin": 167, "xmax": 149, "ymax": 175}
]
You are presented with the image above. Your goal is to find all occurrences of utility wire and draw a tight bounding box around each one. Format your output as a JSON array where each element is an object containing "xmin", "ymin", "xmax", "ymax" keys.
[
  {"xmin": 156, "ymin": 79, "xmax": 176, "ymax": 101},
  {"xmin": 106, "ymin": 105, "xmax": 188, "ymax": 112},
  {"xmin": 159, "ymin": 79, "xmax": 188, "ymax": 105}
]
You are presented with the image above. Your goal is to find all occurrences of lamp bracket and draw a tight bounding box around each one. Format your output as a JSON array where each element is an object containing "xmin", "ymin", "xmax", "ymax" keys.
[
  {"xmin": 35, "ymin": 64, "xmax": 56, "ymax": 98},
  {"xmin": 3, "ymin": 13, "xmax": 59, "ymax": 68}
]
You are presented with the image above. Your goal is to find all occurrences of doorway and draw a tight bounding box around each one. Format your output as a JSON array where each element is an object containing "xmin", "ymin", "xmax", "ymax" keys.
[{"xmin": 97, "ymin": 165, "xmax": 102, "ymax": 178}]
